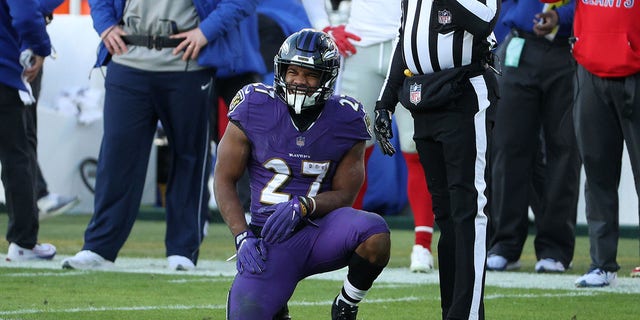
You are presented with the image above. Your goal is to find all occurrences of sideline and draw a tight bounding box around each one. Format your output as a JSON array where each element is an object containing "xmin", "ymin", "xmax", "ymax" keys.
[{"xmin": 2, "ymin": 255, "xmax": 640, "ymax": 294}]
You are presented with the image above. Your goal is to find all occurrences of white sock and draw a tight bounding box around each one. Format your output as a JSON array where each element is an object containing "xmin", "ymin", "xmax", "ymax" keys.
[{"xmin": 338, "ymin": 278, "xmax": 367, "ymax": 306}]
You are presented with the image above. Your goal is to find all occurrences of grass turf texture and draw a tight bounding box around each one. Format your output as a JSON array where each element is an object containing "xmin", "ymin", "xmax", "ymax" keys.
[{"xmin": 0, "ymin": 214, "xmax": 639, "ymax": 319}]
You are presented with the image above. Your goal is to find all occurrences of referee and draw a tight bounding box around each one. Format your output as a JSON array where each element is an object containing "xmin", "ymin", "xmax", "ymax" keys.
[{"xmin": 374, "ymin": 1, "xmax": 499, "ymax": 319}]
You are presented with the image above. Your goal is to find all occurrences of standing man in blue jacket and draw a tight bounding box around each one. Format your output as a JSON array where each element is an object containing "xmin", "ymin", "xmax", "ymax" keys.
[
  {"xmin": 1, "ymin": 0, "xmax": 57, "ymax": 261},
  {"xmin": 62, "ymin": 0, "xmax": 259, "ymax": 271}
]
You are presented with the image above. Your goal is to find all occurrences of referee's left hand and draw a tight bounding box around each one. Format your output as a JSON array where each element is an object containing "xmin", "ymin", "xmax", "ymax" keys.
[{"xmin": 374, "ymin": 109, "xmax": 396, "ymax": 156}]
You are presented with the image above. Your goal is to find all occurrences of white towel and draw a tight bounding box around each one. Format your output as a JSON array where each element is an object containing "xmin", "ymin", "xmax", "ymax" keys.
[{"xmin": 19, "ymin": 49, "xmax": 36, "ymax": 105}]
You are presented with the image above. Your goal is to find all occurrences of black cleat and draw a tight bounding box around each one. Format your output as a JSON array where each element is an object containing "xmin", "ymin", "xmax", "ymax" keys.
[{"xmin": 331, "ymin": 296, "xmax": 358, "ymax": 320}]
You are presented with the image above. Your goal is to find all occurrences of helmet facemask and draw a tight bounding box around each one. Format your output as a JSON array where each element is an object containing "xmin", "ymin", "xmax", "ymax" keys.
[
  {"xmin": 277, "ymin": 68, "xmax": 337, "ymax": 114},
  {"xmin": 274, "ymin": 29, "xmax": 340, "ymax": 114}
]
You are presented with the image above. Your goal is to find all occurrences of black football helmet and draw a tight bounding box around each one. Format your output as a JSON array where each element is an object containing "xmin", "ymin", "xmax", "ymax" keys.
[{"xmin": 274, "ymin": 29, "xmax": 340, "ymax": 114}]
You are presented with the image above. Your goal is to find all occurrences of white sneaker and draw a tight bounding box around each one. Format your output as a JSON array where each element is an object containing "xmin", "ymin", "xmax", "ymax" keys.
[
  {"xmin": 38, "ymin": 193, "xmax": 80, "ymax": 220},
  {"xmin": 168, "ymin": 255, "xmax": 195, "ymax": 271},
  {"xmin": 486, "ymin": 254, "xmax": 521, "ymax": 271},
  {"xmin": 410, "ymin": 245, "xmax": 434, "ymax": 273},
  {"xmin": 631, "ymin": 266, "xmax": 640, "ymax": 278},
  {"xmin": 575, "ymin": 268, "xmax": 617, "ymax": 288},
  {"xmin": 62, "ymin": 250, "xmax": 112, "ymax": 270},
  {"xmin": 535, "ymin": 258, "xmax": 566, "ymax": 273},
  {"xmin": 6, "ymin": 242, "xmax": 56, "ymax": 261}
]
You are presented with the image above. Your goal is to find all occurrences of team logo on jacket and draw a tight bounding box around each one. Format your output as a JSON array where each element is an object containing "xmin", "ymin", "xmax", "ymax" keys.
[
  {"xmin": 409, "ymin": 83, "xmax": 422, "ymax": 105},
  {"xmin": 438, "ymin": 10, "xmax": 452, "ymax": 25},
  {"xmin": 296, "ymin": 136, "xmax": 306, "ymax": 147}
]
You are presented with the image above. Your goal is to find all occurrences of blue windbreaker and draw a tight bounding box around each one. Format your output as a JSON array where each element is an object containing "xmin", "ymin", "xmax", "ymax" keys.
[
  {"xmin": 0, "ymin": 0, "xmax": 51, "ymax": 91},
  {"xmin": 498, "ymin": 0, "xmax": 575, "ymax": 38}
]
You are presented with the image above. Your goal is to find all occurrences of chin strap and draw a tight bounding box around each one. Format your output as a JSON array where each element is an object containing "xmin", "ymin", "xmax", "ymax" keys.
[
  {"xmin": 285, "ymin": 88, "xmax": 323, "ymax": 114},
  {"xmin": 290, "ymin": 93, "xmax": 304, "ymax": 114}
]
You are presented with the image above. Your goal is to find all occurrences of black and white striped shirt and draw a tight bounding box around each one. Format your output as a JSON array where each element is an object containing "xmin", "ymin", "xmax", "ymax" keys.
[{"xmin": 378, "ymin": 0, "xmax": 499, "ymax": 109}]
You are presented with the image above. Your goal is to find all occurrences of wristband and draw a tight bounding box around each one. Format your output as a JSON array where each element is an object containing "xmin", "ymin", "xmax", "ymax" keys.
[
  {"xmin": 235, "ymin": 230, "xmax": 250, "ymax": 250},
  {"xmin": 308, "ymin": 197, "xmax": 317, "ymax": 215},
  {"xmin": 297, "ymin": 196, "xmax": 317, "ymax": 218}
]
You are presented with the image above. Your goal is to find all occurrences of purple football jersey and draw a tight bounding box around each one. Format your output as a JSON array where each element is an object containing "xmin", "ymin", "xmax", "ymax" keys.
[{"xmin": 228, "ymin": 83, "xmax": 371, "ymax": 225}]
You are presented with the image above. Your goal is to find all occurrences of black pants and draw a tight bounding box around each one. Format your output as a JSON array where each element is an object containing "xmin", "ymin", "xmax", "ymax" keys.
[
  {"xmin": 412, "ymin": 69, "xmax": 497, "ymax": 320},
  {"xmin": 257, "ymin": 13, "xmax": 286, "ymax": 76},
  {"xmin": 489, "ymin": 32, "xmax": 580, "ymax": 268},
  {"xmin": 0, "ymin": 83, "xmax": 39, "ymax": 248},
  {"xmin": 574, "ymin": 66, "xmax": 640, "ymax": 272},
  {"xmin": 25, "ymin": 69, "xmax": 50, "ymax": 199}
]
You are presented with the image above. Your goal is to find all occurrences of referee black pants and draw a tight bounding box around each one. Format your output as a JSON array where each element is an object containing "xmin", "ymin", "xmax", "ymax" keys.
[{"xmin": 412, "ymin": 69, "xmax": 497, "ymax": 320}]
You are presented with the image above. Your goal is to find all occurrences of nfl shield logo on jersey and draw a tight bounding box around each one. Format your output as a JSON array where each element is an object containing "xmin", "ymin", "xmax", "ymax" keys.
[
  {"xmin": 296, "ymin": 136, "xmax": 305, "ymax": 147},
  {"xmin": 409, "ymin": 82, "xmax": 422, "ymax": 105},
  {"xmin": 438, "ymin": 10, "xmax": 452, "ymax": 25}
]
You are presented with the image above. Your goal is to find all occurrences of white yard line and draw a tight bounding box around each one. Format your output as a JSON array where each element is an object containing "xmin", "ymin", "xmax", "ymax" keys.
[
  {"xmin": 0, "ymin": 304, "xmax": 227, "ymax": 316},
  {"xmin": 2, "ymin": 255, "xmax": 638, "ymax": 317},
  {"xmin": 0, "ymin": 294, "xmax": 598, "ymax": 317},
  {"xmin": 0, "ymin": 298, "xmax": 413, "ymax": 317},
  {"xmin": 2, "ymin": 255, "xmax": 640, "ymax": 294}
]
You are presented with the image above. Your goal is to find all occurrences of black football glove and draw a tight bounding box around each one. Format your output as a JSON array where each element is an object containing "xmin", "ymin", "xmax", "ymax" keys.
[{"xmin": 374, "ymin": 109, "xmax": 396, "ymax": 156}]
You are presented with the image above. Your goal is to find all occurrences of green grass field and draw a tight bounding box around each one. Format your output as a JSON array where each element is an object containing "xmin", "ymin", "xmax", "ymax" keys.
[{"xmin": 1, "ymin": 214, "xmax": 639, "ymax": 319}]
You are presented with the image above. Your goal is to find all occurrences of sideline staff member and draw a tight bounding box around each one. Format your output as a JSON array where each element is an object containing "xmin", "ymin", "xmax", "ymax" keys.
[
  {"xmin": 0, "ymin": 0, "xmax": 57, "ymax": 262},
  {"xmin": 572, "ymin": 0, "xmax": 640, "ymax": 287},
  {"xmin": 62, "ymin": 0, "xmax": 259, "ymax": 271},
  {"xmin": 375, "ymin": 0, "xmax": 499, "ymax": 319}
]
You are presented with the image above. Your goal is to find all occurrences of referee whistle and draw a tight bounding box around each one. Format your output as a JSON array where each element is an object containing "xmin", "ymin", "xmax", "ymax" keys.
[{"xmin": 404, "ymin": 69, "xmax": 413, "ymax": 77}]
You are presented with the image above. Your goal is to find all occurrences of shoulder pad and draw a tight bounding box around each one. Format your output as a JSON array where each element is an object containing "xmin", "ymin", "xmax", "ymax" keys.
[
  {"xmin": 229, "ymin": 83, "xmax": 276, "ymax": 112},
  {"xmin": 327, "ymin": 94, "xmax": 365, "ymax": 115}
]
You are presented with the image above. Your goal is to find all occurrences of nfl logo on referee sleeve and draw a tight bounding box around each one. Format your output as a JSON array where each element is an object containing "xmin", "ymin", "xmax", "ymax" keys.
[
  {"xmin": 438, "ymin": 10, "xmax": 452, "ymax": 24},
  {"xmin": 410, "ymin": 83, "xmax": 421, "ymax": 105}
]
